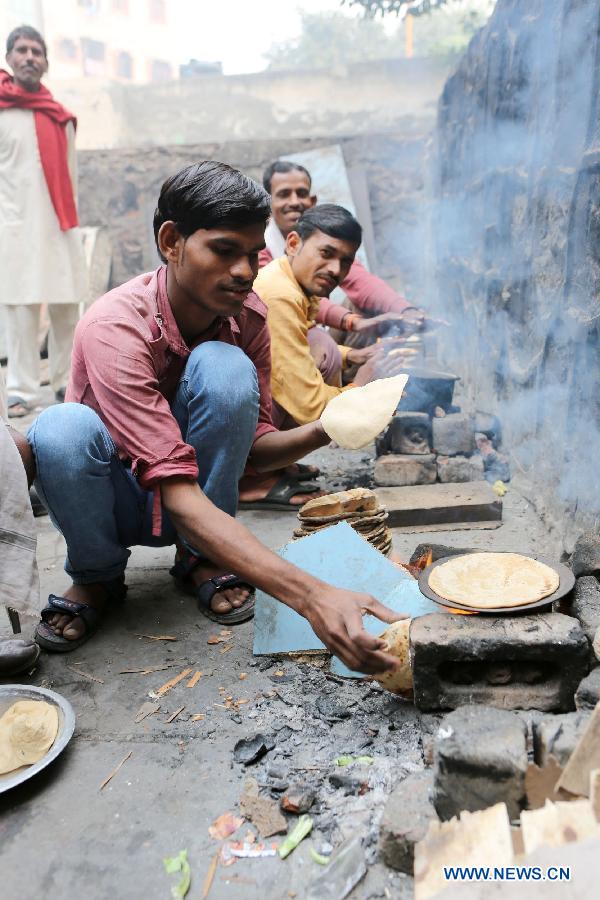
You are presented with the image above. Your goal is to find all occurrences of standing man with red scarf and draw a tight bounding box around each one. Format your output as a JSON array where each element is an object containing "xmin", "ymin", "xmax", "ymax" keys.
[{"xmin": 0, "ymin": 25, "xmax": 86, "ymax": 418}]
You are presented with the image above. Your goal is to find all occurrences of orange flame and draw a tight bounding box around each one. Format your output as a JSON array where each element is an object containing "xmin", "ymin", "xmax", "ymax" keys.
[{"xmin": 392, "ymin": 548, "xmax": 433, "ymax": 580}]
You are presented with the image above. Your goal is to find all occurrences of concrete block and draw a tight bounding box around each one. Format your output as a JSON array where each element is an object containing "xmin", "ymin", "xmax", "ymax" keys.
[
  {"xmin": 432, "ymin": 413, "xmax": 475, "ymax": 456},
  {"xmin": 433, "ymin": 705, "xmax": 527, "ymax": 821},
  {"xmin": 410, "ymin": 613, "xmax": 589, "ymax": 713},
  {"xmin": 533, "ymin": 711, "xmax": 591, "ymax": 766},
  {"xmin": 437, "ymin": 454, "xmax": 484, "ymax": 483},
  {"xmin": 375, "ymin": 482, "xmax": 502, "ymax": 529},
  {"xmin": 389, "ymin": 412, "xmax": 431, "ymax": 455},
  {"xmin": 379, "ymin": 771, "xmax": 436, "ymax": 873},
  {"xmin": 374, "ymin": 453, "xmax": 437, "ymax": 487},
  {"xmin": 570, "ymin": 576, "xmax": 600, "ymax": 664},
  {"xmin": 570, "ymin": 533, "xmax": 600, "ymax": 577},
  {"xmin": 575, "ymin": 668, "xmax": 600, "ymax": 710}
]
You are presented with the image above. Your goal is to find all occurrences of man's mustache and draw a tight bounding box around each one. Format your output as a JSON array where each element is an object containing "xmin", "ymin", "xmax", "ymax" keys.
[{"xmin": 222, "ymin": 281, "xmax": 252, "ymax": 291}]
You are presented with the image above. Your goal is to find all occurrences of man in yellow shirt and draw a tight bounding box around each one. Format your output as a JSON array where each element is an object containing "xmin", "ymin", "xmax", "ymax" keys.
[{"xmin": 254, "ymin": 204, "xmax": 388, "ymax": 428}]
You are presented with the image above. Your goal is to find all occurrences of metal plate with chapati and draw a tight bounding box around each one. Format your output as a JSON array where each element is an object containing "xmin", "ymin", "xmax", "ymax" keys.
[
  {"xmin": 0, "ymin": 684, "xmax": 75, "ymax": 793},
  {"xmin": 418, "ymin": 551, "xmax": 575, "ymax": 615}
]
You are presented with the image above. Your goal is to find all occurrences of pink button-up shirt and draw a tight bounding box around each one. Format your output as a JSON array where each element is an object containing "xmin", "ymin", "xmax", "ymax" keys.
[{"xmin": 67, "ymin": 266, "xmax": 277, "ymax": 533}]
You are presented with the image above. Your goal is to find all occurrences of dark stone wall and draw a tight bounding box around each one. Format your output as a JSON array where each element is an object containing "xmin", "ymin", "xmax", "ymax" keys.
[
  {"xmin": 431, "ymin": 0, "xmax": 600, "ymax": 546},
  {"xmin": 77, "ymin": 133, "xmax": 427, "ymax": 299}
]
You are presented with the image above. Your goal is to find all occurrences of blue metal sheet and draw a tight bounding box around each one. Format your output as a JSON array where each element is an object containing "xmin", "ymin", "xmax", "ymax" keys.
[{"xmin": 253, "ymin": 522, "xmax": 438, "ymax": 677}]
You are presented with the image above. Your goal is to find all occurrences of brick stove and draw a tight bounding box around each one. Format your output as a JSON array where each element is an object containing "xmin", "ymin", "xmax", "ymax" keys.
[
  {"xmin": 410, "ymin": 611, "xmax": 589, "ymax": 713},
  {"xmin": 374, "ymin": 366, "xmax": 509, "ymax": 487}
]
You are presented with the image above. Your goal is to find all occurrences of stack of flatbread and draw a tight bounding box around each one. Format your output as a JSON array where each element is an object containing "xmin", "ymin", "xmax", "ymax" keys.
[
  {"xmin": 294, "ymin": 488, "xmax": 393, "ymax": 556},
  {"xmin": 427, "ymin": 552, "xmax": 560, "ymax": 610}
]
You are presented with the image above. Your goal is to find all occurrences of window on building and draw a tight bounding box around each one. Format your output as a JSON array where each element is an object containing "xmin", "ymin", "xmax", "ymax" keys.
[
  {"xmin": 81, "ymin": 37, "xmax": 106, "ymax": 76},
  {"xmin": 115, "ymin": 50, "xmax": 133, "ymax": 80},
  {"xmin": 56, "ymin": 38, "xmax": 78, "ymax": 62},
  {"xmin": 78, "ymin": 0, "xmax": 101, "ymax": 12},
  {"xmin": 148, "ymin": 0, "xmax": 166, "ymax": 24},
  {"xmin": 112, "ymin": 0, "xmax": 129, "ymax": 11},
  {"xmin": 150, "ymin": 59, "xmax": 172, "ymax": 82}
]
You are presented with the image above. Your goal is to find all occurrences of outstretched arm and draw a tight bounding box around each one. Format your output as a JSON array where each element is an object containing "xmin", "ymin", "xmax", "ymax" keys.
[
  {"xmin": 161, "ymin": 476, "xmax": 405, "ymax": 674},
  {"xmin": 249, "ymin": 420, "xmax": 330, "ymax": 472}
]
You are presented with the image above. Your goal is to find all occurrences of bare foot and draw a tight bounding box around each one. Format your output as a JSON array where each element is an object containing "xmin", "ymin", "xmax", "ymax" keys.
[
  {"xmin": 189, "ymin": 563, "xmax": 252, "ymax": 616},
  {"xmin": 46, "ymin": 583, "xmax": 109, "ymax": 641}
]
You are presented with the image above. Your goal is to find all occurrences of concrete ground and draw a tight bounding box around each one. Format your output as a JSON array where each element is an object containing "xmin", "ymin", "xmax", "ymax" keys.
[{"xmin": 0, "ymin": 397, "xmax": 561, "ymax": 900}]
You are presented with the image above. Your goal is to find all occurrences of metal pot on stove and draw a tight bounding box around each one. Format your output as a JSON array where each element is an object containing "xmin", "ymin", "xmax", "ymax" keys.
[{"xmin": 397, "ymin": 366, "xmax": 460, "ymax": 416}]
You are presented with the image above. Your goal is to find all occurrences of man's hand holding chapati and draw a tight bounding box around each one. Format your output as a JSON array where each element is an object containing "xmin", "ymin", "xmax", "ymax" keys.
[{"xmin": 297, "ymin": 584, "xmax": 407, "ymax": 674}]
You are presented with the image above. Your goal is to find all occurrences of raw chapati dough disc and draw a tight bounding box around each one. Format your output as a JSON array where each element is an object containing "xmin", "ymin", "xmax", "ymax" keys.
[{"xmin": 320, "ymin": 374, "xmax": 409, "ymax": 450}]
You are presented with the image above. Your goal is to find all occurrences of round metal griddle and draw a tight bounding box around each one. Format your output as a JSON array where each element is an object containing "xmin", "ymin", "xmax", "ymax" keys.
[
  {"xmin": 0, "ymin": 684, "xmax": 75, "ymax": 793},
  {"xmin": 418, "ymin": 552, "xmax": 575, "ymax": 616}
]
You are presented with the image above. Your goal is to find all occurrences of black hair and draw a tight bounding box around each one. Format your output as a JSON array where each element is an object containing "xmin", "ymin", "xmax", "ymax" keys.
[
  {"xmin": 6, "ymin": 25, "xmax": 47, "ymax": 58},
  {"xmin": 295, "ymin": 203, "xmax": 362, "ymax": 248},
  {"xmin": 153, "ymin": 160, "xmax": 271, "ymax": 261},
  {"xmin": 263, "ymin": 160, "xmax": 312, "ymax": 195}
]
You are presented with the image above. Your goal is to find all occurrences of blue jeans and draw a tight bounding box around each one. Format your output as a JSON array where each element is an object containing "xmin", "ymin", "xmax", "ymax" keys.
[{"xmin": 28, "ymin": 342, "xmax": 259, "ymax": 585}]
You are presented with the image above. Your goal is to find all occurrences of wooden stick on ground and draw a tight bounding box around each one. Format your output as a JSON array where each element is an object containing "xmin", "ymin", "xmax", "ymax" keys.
[
  {"xmin": 186, "ymin": 670, "xmax": 202, "ymax": 688},
  {"xmin": 166, "ymin": 705, "xmax": 185, "ymax": 724},
  {"xmin": 202, "ymin": 852, "xmax": 219, "ymax": 898},
  {"xmin": 99, "ymin": 750, "xmax": 132, "ymax": 791},
  {"xmin": 153, "ymin": 667, "xmax": 193, "ymax": 697},
  {"xmin": 119, "ymin": 664, "xmax": 182, "ymax": 675},
  {"xmin": 134, "ymin": 633, "xmax": 178, "ymax": 641},
  {"xmin": 66, "ymin": 665, "xmax": 105, "ymax": 684}
]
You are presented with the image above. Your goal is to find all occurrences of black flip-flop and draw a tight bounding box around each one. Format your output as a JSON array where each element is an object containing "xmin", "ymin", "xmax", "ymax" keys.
[
  {"xmin": 35, "ymin": 596, "xmax": 103, "ymax": 652},
  {"xmin": 286, "ymin": 462, "xmax": 322, "ymax": 481},
  {"xmin": 238, "ymin": 476, "xmax": 321, "ymax": 511},
  {"xmin": 34, "ymin": 578, "xmax": 127, "ymax": 653},
  {"xmin": 170, "ymin": 551, "xmax": 255, "ymax": 624},
  {"xmin": 195, "ymin": 574, "xmax": 255, "ymax": 624}
]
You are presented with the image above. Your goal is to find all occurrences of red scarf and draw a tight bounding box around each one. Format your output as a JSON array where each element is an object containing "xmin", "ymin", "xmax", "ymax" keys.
[{"xmin": 0, "ymin": 69, "xmax": 78, "ymax": 230}]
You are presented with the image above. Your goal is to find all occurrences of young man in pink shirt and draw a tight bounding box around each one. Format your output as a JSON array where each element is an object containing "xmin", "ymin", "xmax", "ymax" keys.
[
  {"xmin": 260, "ymin": 160, "xmax": 425, "ymax": 343},
  {"xmin": 27, "ymin": 161, "xmax": 404, "ymax": 674}
]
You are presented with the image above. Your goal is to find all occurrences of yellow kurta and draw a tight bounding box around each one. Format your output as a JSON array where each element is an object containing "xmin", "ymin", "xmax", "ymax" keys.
[
  {"xmin": 0, "ymin": 108, "xmax": 87, "ymax": 305},
  {"xmin": 254, "ymin": 256, "xmax": 352, "ymax": 425}
]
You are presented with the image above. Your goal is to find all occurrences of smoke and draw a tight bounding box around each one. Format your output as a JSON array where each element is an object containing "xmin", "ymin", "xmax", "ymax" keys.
[{"xmin": 422, "ymin": 0, "xmax": 600, "ymax": 542}]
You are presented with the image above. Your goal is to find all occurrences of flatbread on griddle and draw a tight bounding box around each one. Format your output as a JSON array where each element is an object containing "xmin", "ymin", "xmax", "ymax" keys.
[{"xmin": 428, "ymin": 552, "xmax": 560, "ymax": 609}]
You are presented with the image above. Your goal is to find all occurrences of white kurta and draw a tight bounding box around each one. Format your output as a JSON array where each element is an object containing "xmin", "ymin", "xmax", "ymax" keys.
[{"xmin": 0, "ymin": 108, "xmax": 87, "ymax": 305}]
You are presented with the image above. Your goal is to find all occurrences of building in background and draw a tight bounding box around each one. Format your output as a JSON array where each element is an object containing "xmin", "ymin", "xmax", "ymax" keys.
[
  {"xmin": 0, "ymin": 0, "xmax": 44, "ymax": 41},
  {"xmin": 1, "ymin": 0, "xmax": 182, "ymax": 85}
]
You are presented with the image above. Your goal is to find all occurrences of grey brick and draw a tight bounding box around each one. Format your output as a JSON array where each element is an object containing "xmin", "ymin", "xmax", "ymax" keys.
[
  {"xmin": 432, "ymin": 414, "xmax": 475, "ymax": 456},
  {"xmin": 379, "ymin": 771, "xmax": 436, "ymax": 873},
  {"xmin": 433, "ymin": 705, "xmax": 527, "ymax": 821},
  {"xmin": 411, "ymin": 613, "xmax": 589, "ymax": 712},
  {"xmin": 374, "ymin": 453, "xmax": 437, "ymax": 487}
]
